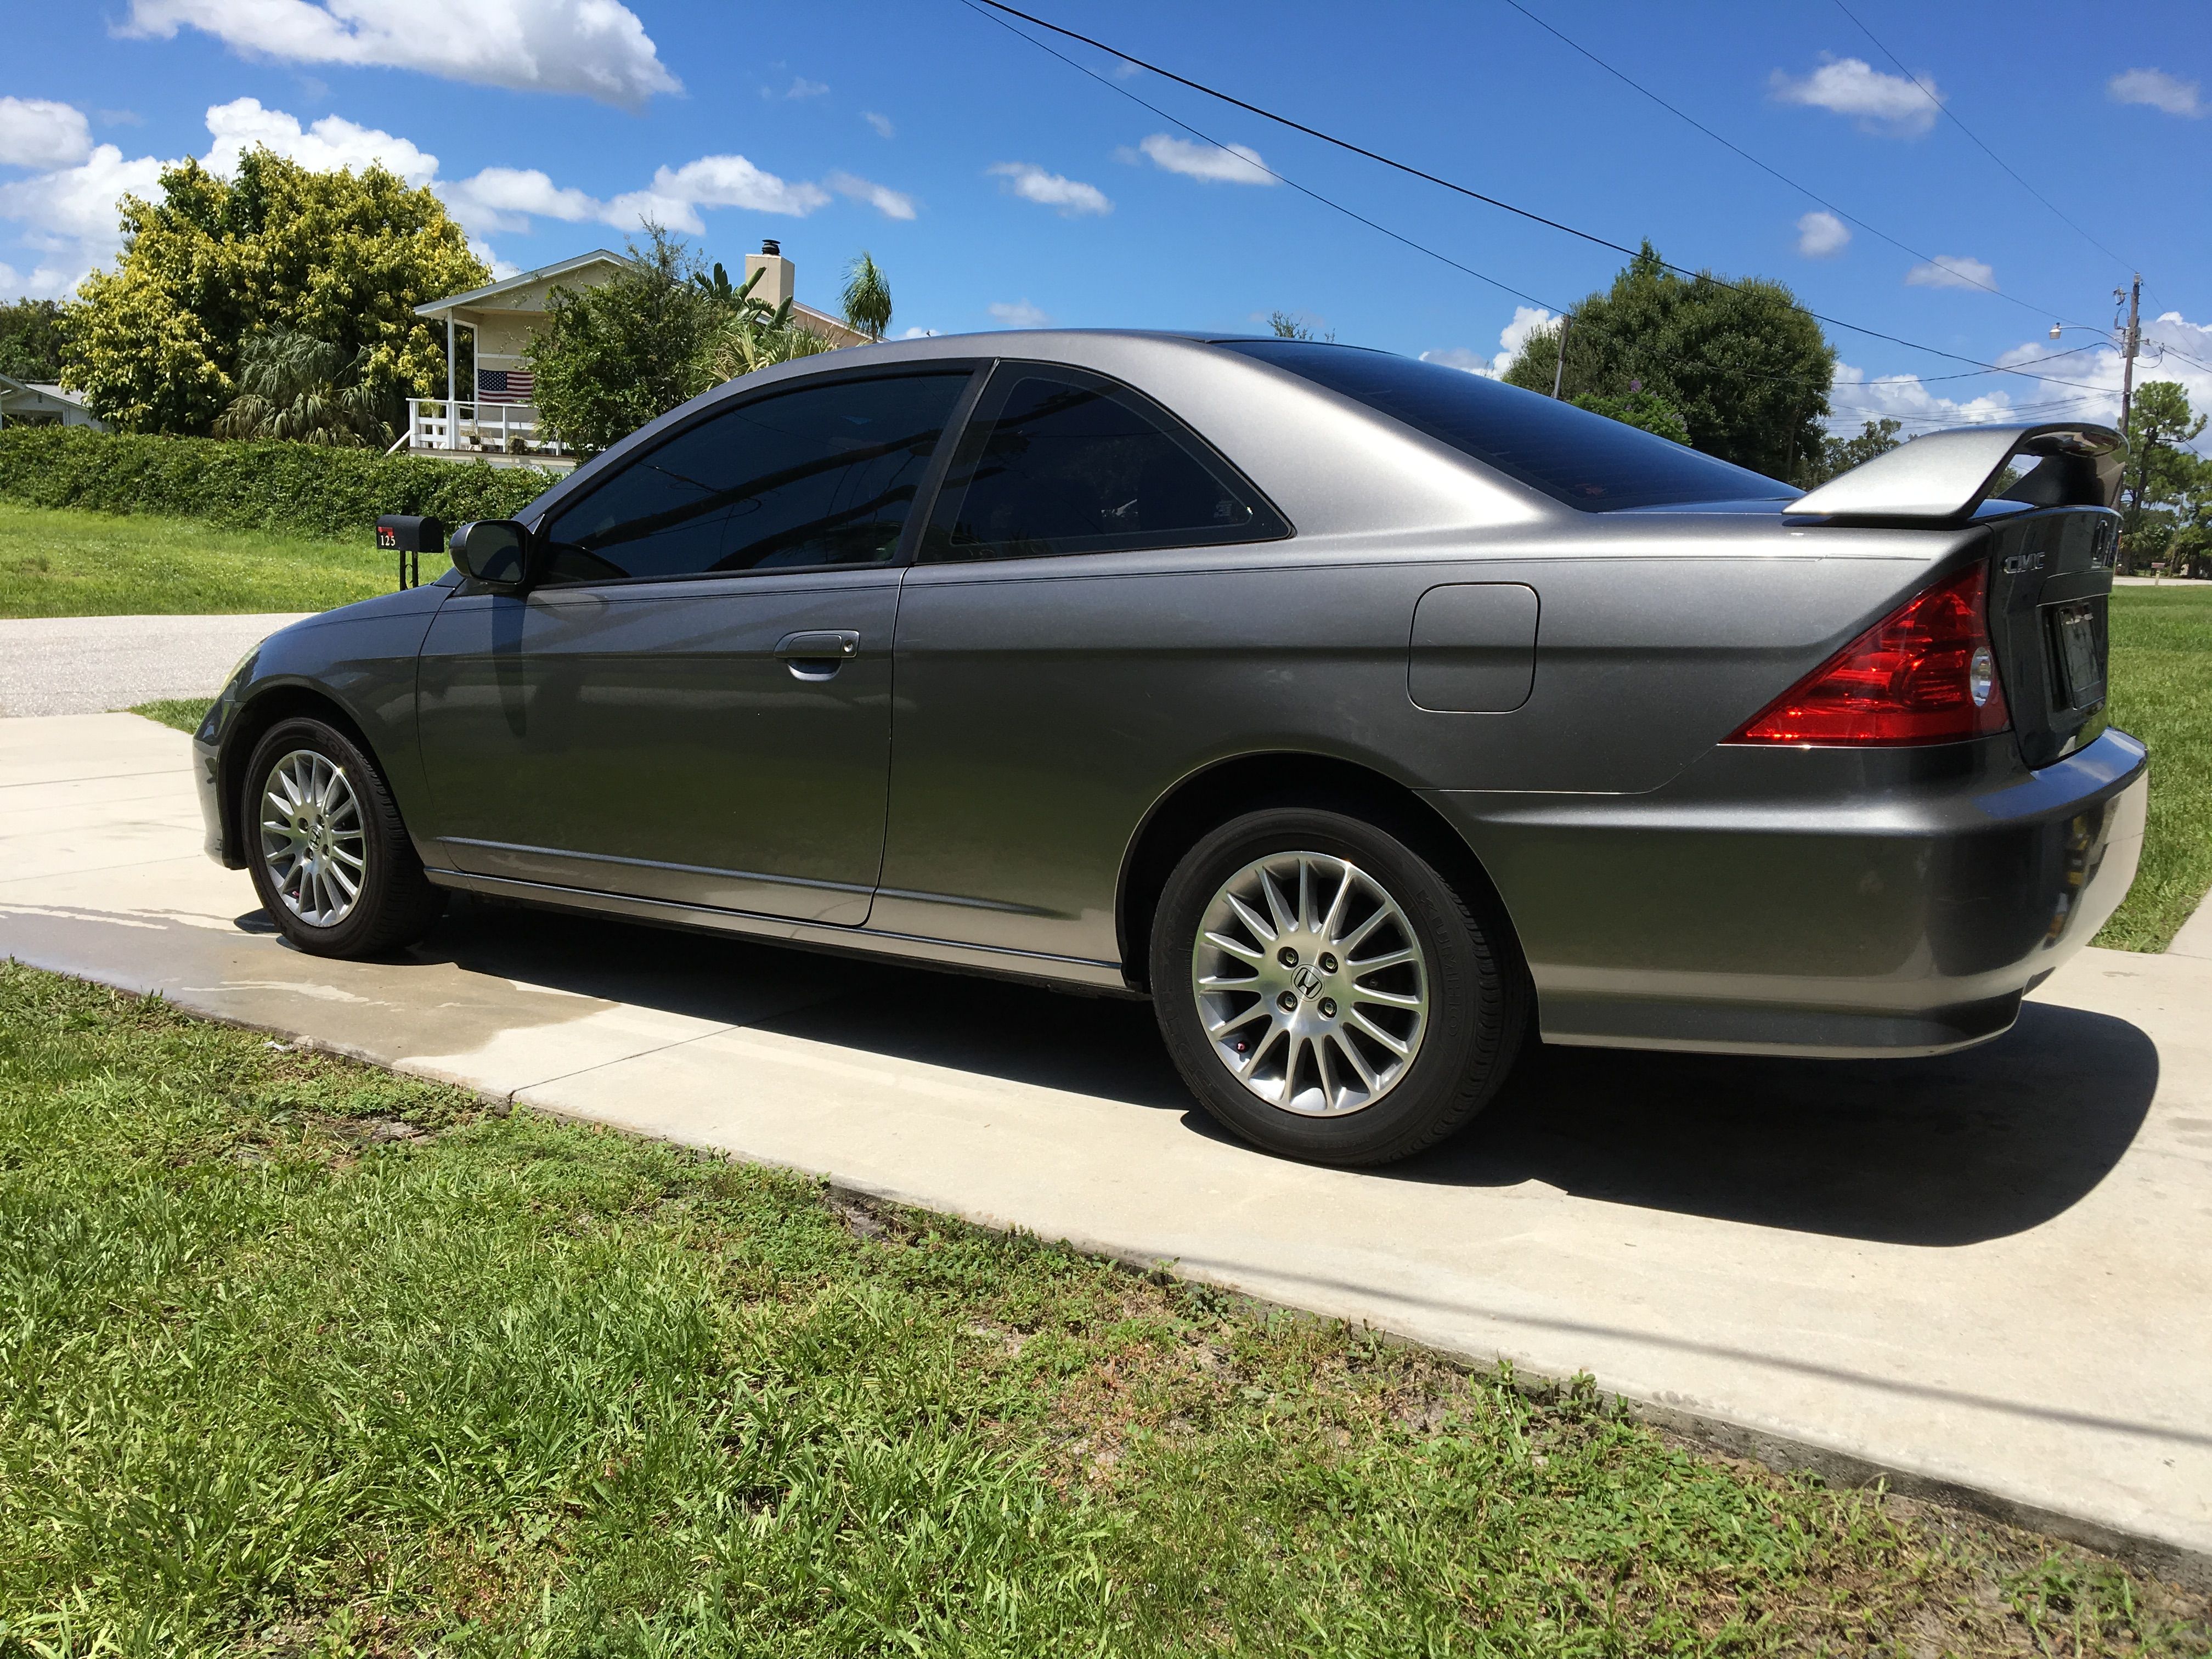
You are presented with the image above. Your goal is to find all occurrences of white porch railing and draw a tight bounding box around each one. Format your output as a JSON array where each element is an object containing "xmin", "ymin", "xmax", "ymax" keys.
[{"xmin": 403, "ymin": 399, "xmax": 571, "ymax": 457}]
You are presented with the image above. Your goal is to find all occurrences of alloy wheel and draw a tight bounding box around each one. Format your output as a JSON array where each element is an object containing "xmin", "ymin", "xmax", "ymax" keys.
[
  {"xmin": 1189, "ymin": 850, "xmax": 1430, "ymax": 1116},
  {"xmin": 258, "ymin": 748, "xmax": 367, "ymax": 927}
]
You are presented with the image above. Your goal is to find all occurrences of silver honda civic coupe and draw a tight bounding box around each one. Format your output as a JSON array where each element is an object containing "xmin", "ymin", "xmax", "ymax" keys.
[{"xmin": 191, "ymin": 331, "xmax": 2147, "ymax": 1166}]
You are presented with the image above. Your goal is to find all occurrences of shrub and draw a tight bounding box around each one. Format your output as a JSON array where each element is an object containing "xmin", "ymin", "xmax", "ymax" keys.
[{"xmin": 0, "ymin": 426, "xmax": 556, "ymax": 541}]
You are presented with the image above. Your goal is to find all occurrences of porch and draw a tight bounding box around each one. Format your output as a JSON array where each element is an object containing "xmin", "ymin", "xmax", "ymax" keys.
[{"xmin": 399, "ymin": 398, "xmax": 576, "ymax": 468}]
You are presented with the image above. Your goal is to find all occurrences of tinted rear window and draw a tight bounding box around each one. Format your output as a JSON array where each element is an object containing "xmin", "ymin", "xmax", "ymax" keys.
[{"xmin": 1220, "ymin": 340, "xmax": 1795, "ymax": 512}]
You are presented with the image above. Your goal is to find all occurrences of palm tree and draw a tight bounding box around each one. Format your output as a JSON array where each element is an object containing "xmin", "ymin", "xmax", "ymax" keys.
[
  {"xmin": 841, "ymin": 252, "xmax": 893, "ymax": 342},
  {"xmin": 213, "ymin": 331, "xmax": 390, "ymax": 447}
]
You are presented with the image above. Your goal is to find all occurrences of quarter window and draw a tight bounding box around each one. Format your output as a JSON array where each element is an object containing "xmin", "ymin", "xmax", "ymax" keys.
[
  {"xmin": 923, "ymin": 366, "xmax": 1285, "ymax": 562},
  {"xmin": 540, "ymin": 372, "xmax": 972, "ymax": 583}
]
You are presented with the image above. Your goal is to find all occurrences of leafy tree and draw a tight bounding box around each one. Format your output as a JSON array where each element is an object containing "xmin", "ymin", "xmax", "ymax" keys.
[
  {"xmin": 2118, "ymin": 381, "xmax": 2208, "ymax": 571},
  {"xmin": 528, "ymin": 228, "xmax": 850, "ymax": 455},
  {"xmin": 1801, "ymin": 416, "xmax": 1904, "ymax": 486},
  {"xmin": 1266, "ymin": 311, "xmax": 1334, "ymax": 342},
  {"xmin": 212, "ymin": 330, "xmax": 389, "ymax": 447},
  {"xmin": 0, "ymin": 299, "xmax": 67, "ymax": 383},
  {"xmin": 63, "ymin": 148, "xmax": 486, "ymax": 436},
  {"xmin": 1570, "ymin": 387, "xmax": 1690, "ymax": 445},
  {"xmin": 528, "ymin": 226, "xmax": 720, "ymax": 456},
  {"xmin": 842, "ymin": 251, "xmax": 893, "ymax": 342},
  {"xmin": 1504, "ymin": 242, "xmax": 1835, "ymax": 481}
]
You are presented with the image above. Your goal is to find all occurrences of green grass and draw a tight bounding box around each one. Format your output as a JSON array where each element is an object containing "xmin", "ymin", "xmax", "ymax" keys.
[
  {"xmin": 0, "ymin": 503, "xmax": 393, "ymax": 618},
  {"xmin": 1, "ymin": 963, "xmax": 2204, "ymax": 1655},
  {"xmin": 2096, "ymin": 586, "xmax": 2212, "ymax": 951},
  {"xmin": 128, "ymin": 698, "xmax": 215, "ymax": 735}
]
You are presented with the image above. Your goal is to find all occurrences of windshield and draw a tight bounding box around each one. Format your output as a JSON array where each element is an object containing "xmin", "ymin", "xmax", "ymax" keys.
[{"xmin": 1220, "ymin": 340, "xmax": 1797, "ymax": 513}]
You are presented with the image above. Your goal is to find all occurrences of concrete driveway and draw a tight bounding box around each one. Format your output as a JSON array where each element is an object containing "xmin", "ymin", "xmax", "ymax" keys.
[
  {"xmin": 3, "ymin": 712, "xmax": 2209, "ymax": 1579},
  {"xmin": 0, "ymin": 613, "xmax": 312, "ymax": 716}
]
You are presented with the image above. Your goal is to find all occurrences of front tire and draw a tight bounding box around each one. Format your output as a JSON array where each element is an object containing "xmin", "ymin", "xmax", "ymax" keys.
[
  {"xmin": 1149, "ymin": 808, "xmax": 1526, "ymax": 1166},
  {"xmin": 243, "ymin": 716, "xmax": 445, "ymax": 958}
]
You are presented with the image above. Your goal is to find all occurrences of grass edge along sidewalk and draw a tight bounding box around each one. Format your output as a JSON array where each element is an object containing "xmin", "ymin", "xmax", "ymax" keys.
[{"xmin": 1, "ymin": 962, "xmax": 2207, "ymax": 1654}]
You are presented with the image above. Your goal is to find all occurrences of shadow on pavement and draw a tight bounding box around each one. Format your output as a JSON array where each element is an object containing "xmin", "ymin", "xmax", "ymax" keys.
[
  {"xmin": 1388, "ymin": 1003, "xmax": 2160, "ymax": 1246},
  {"xmin": 402, "ymin": 900, "xmax": 2156, "ymax": 1248}
]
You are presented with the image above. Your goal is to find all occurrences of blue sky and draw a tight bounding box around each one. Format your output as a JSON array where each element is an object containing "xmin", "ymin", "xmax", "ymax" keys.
[{"xmin": 4, "ymin": 0, "xmax": 2208, "ymax": 444}]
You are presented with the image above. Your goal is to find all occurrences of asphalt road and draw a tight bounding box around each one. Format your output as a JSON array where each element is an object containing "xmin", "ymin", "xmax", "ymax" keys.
[
  {"xmin": 3, "ymin": 711, "xmax": 2208, "ymax": 1583},
  {"xmin": 0, "ymin": 613, "xmax": 312, "ymax": 718}
]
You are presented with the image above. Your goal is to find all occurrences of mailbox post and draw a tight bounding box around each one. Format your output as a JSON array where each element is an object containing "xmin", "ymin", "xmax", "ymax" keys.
[{"xmin": 375, "ymin": 516, "xmax": 445, "ymax": 590}]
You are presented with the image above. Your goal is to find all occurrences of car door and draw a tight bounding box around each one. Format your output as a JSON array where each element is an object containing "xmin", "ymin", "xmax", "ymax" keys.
[
  {"xmin": 875, "ymin": 362, "xmax": 1298, "ymax": 962},
  {"xmin": 416, "ymin": 366, "xmax": 977, "ymax": 925}
]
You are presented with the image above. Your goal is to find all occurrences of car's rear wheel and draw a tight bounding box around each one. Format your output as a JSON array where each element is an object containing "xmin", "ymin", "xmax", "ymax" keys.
[
  {"xmin": 244, "ymin": 716, "xmax": 445, "ymax": 958},
  {"xmin": 1149, "ymin": 807, "xmax": 1526, "ymax": 1166}
]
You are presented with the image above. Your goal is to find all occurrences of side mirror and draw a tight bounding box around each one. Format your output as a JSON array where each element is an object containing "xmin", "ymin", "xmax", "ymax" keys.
[{"xmin": 450, "ymin": 520, "xmax": 534, "ymax": 589}]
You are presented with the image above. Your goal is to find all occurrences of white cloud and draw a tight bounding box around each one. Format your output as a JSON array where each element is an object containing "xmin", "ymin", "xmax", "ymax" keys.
[
  {"xmin": 988, "ymin": 299, "xmax": 1050, "ymax": 328},
  {"xmin": 900, "ymin": 325, "xmax": 936, "ymax": 338},
  {"xmin": 2, "ymin": 95, "xmax": 900, "ymax": 292},
  {"xmin": 2108, "ymin": 68, "xmax": 2202, "ymax": 117},
  {"xmin": 987, "ymin": 163, "xmax": 1111, "ymax": 217},
  {"xmin": 1127, "ymin": 133, "xmax": 1276, "ymax": 185},
  {"xmin": 826, "ymin": 170, "xmax": 916, "ymax": 221},
  {"xmin": 0, "ymin": 98, "xmax": 93, "ymax": 171},
  {"xmin": 773, "ymin": 76, "xmax": 828, "ymax": 100},
  {"xmin": 119, "ymin": 0, "xmax": 680, "ymax": 109},
  {"xmin": 202, "ymin": 96, "xmax": 438, "ymax": 186},
  {"xmin": 443, "ymin": 166, "xmax": 598, "ymax": 235},
  {"xmin": 1796, "ymin": 210, "xmax": 1850, "ymax": 258},
  {"xmin": 1905, "ymin": 253, "xmax": 1996, "ymax": 291},
  {"xmin": 1770, "ymin": 55, "xmax": 1938, "ymax": 136},
  {"xmin": 863, "ymin": 111, "xmax": 894, "ymax": 138},
  {"xmin": 1827, "ymin": 363, "xmax": 2016, "ymax": 432},
  {"xmin": 1423, "ymin": 304, "xmax": 1556, "ymax": 380},
  {"xmin": 1831, "ymin": 314, "xmax": 2212, "ymax": 453},
  {"xmin": 0, "ymin": 144, "xmax": 167, "ymax": 263}
]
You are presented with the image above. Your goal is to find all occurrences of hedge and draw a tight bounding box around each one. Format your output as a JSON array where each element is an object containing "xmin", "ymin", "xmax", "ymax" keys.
[{"xmin": 0, "ymin": 426, "xmax": 560, "ymax": 541}]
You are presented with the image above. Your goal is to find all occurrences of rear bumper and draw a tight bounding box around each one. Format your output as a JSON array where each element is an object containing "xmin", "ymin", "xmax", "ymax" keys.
[{"xmin": 1430, "ymin": 729, "xmax": 2148, "ymax": 1058}]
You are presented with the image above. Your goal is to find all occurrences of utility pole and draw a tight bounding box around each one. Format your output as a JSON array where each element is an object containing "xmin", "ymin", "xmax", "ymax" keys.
[
  {"xmin": 1550, "ymin": 316, "xmax": 1571, "ymax": 399},
  {"xmin": 2118, "ymin": 273, "xmax": 2141, "ymax": 436},
  {"xmin": 2115, "ymin": 274, "xmax": 2143, "ymax": 573}
]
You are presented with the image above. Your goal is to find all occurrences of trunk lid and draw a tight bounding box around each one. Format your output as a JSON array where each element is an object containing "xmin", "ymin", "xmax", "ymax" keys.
[{"xmin": 1983, "ymin": 506, "xmax": 2120, "ymax": 768}]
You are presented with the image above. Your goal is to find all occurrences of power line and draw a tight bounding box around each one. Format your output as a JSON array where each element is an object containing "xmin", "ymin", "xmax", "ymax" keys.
[
  {"xmin": 963, "ymin": 0, "xmax": 2120, "ymax": 394},
  {"xmin": 1828, "ymin": 0, "xmax": 2135, "ymax": 273},
  {"xmin": 1490, "ymin": 0, "xmax": 2094, "ymax": 328}
]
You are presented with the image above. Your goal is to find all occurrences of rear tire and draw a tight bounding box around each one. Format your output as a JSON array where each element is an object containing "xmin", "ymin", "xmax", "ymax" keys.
[
  {"xmin": 243, "ymin": 716, "xmax": 445, "ymax": 958},
  {"xmin": 1149, "ymin": 807, "xmax": 1526, "ymax": 1166}
]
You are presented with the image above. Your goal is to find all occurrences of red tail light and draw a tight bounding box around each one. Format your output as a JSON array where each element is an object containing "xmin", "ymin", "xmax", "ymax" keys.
[{"xmin": 1730, "ymin": 563, "xmax": 2010, "ymax": 746}]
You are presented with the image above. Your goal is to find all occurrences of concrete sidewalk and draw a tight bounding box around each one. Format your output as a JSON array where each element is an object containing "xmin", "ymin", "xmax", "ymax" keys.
[
  {"xmin": 0, "ymin": 613, "xmax": 312, "ymax": 716},
  {"xmin": 2, "ymin": 713, "xmax": 2209, "ymax": 1579}
]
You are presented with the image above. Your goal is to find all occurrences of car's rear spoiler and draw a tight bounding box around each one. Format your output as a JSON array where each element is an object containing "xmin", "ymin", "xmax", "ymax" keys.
[{"xmin": 1785, "ymin": 422, "xmax": 2125, "ymax": 523}]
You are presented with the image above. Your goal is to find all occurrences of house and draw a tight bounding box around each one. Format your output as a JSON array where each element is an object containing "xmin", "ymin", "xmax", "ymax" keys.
[
  {"xmin": 404, "ymin": 241, "xmax": 867, "ymax": 463},
  {"xmin": 0, "ymin": 375, "xmax": 106, "ymax": 431}
]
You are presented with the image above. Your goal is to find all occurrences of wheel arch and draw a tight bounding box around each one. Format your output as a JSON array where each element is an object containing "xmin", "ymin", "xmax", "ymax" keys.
[
  {"xmin": 1115, "ymin": 751, "xmax": 1527, "ymax": 994},
  {"xmin": 217, "ymin": 681, "xmax": 388, "ymax": 870}
]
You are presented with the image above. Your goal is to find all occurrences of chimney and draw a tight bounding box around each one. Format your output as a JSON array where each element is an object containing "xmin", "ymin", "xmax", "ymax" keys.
[{"xmin": 743, "ymin": 238, "xmax": 794, "ymax": 308}]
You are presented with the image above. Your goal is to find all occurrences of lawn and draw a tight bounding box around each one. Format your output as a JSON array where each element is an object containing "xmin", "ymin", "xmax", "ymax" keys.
[
  {"xmin": 0, "ymin": 502, "xmax": 393, "ymax": 618},
  {"xmin": 2096, "ymin": 585, "xmax": 2212, "ymax": 951},
  {"xmin": 0, "ymin": 963, "xmax": 2204, "ymax": 1654}
]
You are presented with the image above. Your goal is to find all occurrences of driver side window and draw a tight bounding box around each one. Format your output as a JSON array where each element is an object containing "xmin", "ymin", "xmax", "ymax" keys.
[{"xmin": 540, "ymin": 371, "xmax": 972, "ymax": 584}]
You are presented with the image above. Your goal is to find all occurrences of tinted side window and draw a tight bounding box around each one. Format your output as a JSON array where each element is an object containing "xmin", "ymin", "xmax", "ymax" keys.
[
  {"xmin": 923, "ymin": 367, "xmax": 1285, "ymax": 562},
  {"xmin": 541, "ymin": 372, "xmax": 971, "ymax": 583},
  {"xmin": 1219, "ymin": 340, "xmax": 1793, "ymax": 512}
]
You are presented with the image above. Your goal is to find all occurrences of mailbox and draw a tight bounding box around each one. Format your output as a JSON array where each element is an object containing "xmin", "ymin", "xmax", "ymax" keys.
[{"xmin": 376, "ymin": 515, "xmax": 445, "ymax": 589}]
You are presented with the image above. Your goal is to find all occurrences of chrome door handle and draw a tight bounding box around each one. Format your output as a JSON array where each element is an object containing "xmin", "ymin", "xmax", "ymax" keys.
[{"xmin": 775, "ymin": 629, "xmax": 860, "ymax": 679}]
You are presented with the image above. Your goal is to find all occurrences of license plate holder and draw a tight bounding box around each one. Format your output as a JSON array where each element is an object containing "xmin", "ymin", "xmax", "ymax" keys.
[{"xmin": 2046, "ymin": 598, "xmax": 2106, "ymax": 710}]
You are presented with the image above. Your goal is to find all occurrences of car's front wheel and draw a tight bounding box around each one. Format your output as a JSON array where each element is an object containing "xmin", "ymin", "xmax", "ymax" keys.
[
  {"xmin": 1149, "ymin": 807, "xmax": 1526, "ymax": 1166},
  {"xmin": 243, "ymin": 716, "xmax": 445, "ymax": 958}
]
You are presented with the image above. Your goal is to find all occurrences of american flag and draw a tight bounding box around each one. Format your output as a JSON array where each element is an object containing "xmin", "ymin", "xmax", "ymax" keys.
[{"xmin": 477, "ymin": 368, "xmax": 535, "ymax": 405}]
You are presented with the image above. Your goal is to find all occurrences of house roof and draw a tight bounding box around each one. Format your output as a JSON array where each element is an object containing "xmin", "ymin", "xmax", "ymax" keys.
[
  {"xmin": 413, "ymin": 247, "xmax": 870, "ymax": 347},
  {"xmin": 414, "ymin": 250, "xmax": 631, "ymax": 318},
  {"xmin": 0, "ymin": 374, "xmax": 93, "ymax": 412}
]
